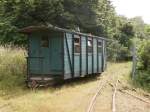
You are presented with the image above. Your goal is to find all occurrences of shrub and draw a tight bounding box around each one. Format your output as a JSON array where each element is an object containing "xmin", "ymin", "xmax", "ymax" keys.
[
  {"xmin": 137, "ymin": 40, "xmax": 150, "ymax": 71},
  {"xmin": 107, "ymin": 41, "xmax": 131, "ymax": 61},
  {"xmin": 134, "ymin": 71, "xmax": 150, "ymax": 91},
  {"xmin": 134, "ymin": 40, "xmax": 150, "ymax": 91}
]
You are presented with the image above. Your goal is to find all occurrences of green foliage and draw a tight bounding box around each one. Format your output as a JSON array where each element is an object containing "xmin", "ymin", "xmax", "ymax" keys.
[
  {"xmin": 130, "ymin": 17, "xmax": 146, "ymax": 39},
  {"xmin": 0, "ymin": 0, "xmax": 117, "ymax": 45},
  {"xmin": 107, "ymin": 16, "xmax": 136, "ymax": 61},
  {"xmin": 0, "ymin": 18, "xmax": 27, "ymax": 45},
  {"xmin": 114, "ymin": 17, "xmax": 134, "ymax": 48},
  {"xmin": 133, "ymin": 40, "xmax": 150, "ymax": 91},
  {"xmin": 107, "ymin": 41, "xmax": 131, "ymax": 61},
  {"xmin": 134, "ymin": 71, "xmax": 150, "ymax": 92},
  {"xmin": 137, "ymin": 40, "xmax": 150, "ymax": 71},
  {"xmin": 0, "ymin": 0, "xmax": 149, "ymax": 62},
  {"xmin": 144, "ymin": 24, "xmax": 150, "ymax": 39}
]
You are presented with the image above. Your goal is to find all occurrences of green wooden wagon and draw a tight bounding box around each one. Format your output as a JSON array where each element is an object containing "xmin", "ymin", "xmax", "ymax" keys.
[{"xmin": 20, "ymin": 26, "xmax": 107, "ymax": 86}]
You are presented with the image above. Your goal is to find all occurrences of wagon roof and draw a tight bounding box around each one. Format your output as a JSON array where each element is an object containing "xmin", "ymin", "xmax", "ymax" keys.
[{"xmin": 20, "ymin": 25, "xmax": 110, "ymax": 41}]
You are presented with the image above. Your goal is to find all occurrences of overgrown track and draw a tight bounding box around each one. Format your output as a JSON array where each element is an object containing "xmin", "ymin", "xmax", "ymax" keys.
[
  {"xmin": 86, "ymin": 70, "xmax": 112, "ymax": 112},
  {"xmin": 112, "ymin": 79, "xmax": 119, "ymax": 112},
  {"xmin": 86, "ymin": 75, "xmax": 119, "ymax": 112},
  {"xmin": 86, "ymin": 79, "xmax": 108, "ymax": 112},
  {"xmin": 86, "ymin": 74, "xmax": 150, "ymax": 112}
]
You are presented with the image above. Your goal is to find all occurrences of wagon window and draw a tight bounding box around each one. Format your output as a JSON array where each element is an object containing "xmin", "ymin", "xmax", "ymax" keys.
[
  {"xmin": 41, "ymin": 36, "xmax": 49, "ymax": 47},
  {"xmin": 98, "ymin": 40, "xmax": 102, "ymax": 53},
  {"xmin": 74, "ymin": 35, "xmax": 80, "ymax": 53},
  {"xmin": 88, "ymin": 38, "xmax": 93, "ymax": 53}
]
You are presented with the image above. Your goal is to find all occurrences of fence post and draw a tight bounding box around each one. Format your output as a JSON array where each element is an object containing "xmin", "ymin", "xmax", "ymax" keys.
[{"xmin": 132, "ymin": 41, "xmax": 137, "ymax": 79}]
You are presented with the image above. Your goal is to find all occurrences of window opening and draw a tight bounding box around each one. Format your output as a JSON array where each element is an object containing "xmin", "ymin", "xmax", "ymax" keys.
[
  {"xmin": 74, "ymin": 35, "xmax": 80, "ymax": 53},
  {"xmin": 98, "ymin": 40, "xmax": 102, "ymax": 53},
  {"xmin": 41, "ymin": 36, "xmax": 49, "ymax": 47},
  {"xmin": 88, "ymin": 38, "xmax": 93, "ymax": 53}
]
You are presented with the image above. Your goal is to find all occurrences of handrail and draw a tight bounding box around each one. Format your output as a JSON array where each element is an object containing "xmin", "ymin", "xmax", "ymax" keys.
[{"xmin": 26, "ymin": 57, "xmax": 44, "ymax": 59}]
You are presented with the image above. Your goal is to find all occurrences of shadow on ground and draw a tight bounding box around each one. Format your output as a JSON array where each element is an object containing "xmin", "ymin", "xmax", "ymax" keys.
[
  {"xmin": 0, "ymin": 74, "xmax": 101, "ymax": 99},
  {"xmin": 54, "ymin": 74, "xmax": 101, "ymax": 87}
]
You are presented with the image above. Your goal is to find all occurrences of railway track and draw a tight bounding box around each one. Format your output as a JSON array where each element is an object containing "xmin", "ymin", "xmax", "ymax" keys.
[
  {"xmin": 112, "ymin": 78, "xmax": 119, "ymax": 112},
  {"xmin": 86, "ymin": 79, "xmax": 108, "ymax": 112},
  {"xmin": 86, "ymin": 73, "xmax": 118, "ymax": 112},
  {"xmin": 86, "ymin": 75, "xmax": 150, "ymax": 112}
]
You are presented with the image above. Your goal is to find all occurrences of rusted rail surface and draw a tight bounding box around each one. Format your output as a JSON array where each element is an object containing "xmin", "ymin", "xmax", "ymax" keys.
[
  {"xmin": 112, "ymin": 79, "xmax": 119, "ymax": 112},
  {"xmin": 120, "ymin": 90, "xmax": 150, "ymax": 104},
  {"xmin": 86, "ymin": 80, "xmax": 108, "ymax": 112},
  {"xmin": 86, "ymin": 75, "xmax": 120, "ymax": 112},
  {"xmin": 86, "ymin": 72, "xmax": 150, "ymax": 112}
]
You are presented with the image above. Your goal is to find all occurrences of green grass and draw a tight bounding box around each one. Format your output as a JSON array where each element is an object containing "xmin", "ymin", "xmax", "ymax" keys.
[
  {"xmin": 0, "ymin": 60, "xmax": 132, "ymax": 112},
  {"xmin": 0, "ymin": 46, "xmax": 149, "ymax": 112},
  {"xmin": 0, "ymin": 46, "xmax": 27, "ymax": 96}
]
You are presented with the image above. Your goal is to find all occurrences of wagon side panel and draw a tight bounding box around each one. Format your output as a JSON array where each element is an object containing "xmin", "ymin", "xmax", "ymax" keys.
[
  {"xmin": 93, "ymin": 38, "xmax": 98, "ymax": 73},
  {"xmin": 103, "ymin": 40, "xmax": 107, "ymax": 71},
  {"xmin": 98, "ymin": 39, "xmax": 103, "ymax": 73},
  {"xmin": 49, "ymin": 32, "xmax": 64, "ymax": 75},
  {"xmin": 81, "ymin": 36, "xmax": 87, "ymax": 76},
  {"xmin": 64, "ymin": 33, "xmax": 73, "ymax": 79},
  {"xmin": 28, "ymin": 34, "xmax": 42, "ymax": 76}
]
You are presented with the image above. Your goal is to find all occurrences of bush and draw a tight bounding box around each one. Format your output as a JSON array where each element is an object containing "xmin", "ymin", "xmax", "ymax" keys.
[
  {"xmin": 137, "ymin": 40, "xmax": 150, "ymax": 71},
  {"xmin": 0, "ymin": 19, "xmax": 27, "ymax": 45},
  {"xmin": 107, "ymin": 41, "xmax": 131, "ymax": 61},
  {"xmin": 135, "ymin": 40, "xmax": 150, "ymax": 91},
  {"xmin": 134, "ymin": 71, "xmax": 150, "ymax": 91}
]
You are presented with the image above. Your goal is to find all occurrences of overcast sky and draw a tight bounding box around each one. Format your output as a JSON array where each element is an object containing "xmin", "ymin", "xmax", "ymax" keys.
[{"xmin": 110, "ymin": 0, "xmax": 150, "ymax": 24}]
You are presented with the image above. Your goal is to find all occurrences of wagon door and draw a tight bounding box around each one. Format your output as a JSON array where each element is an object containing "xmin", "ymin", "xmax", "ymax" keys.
[
  {"xmin": 49, "ymin": 34, "xmax": 63, "ymax": 74},
  {"xmin": 28, "ymin": 35, "xmax": 50, "ymax": 77},
  {"xmin": 28, "ymin": 36, "xmax": 42, "ymax": 76},
  {"xmin": 40, "ymin": 36, "xmax": 50, "ymax": 74}
]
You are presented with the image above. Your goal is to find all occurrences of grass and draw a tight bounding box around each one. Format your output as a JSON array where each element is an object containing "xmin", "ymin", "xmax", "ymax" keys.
[
  {"xmin": 0, "ymin": 46, "xmax": 26, "ymax": 96},
  {"xmin": 0, "ymin": 46, "xmax": 148, "ymax": 112},
  {"xmin": 0, "ymin": 57, "xmax": 132, "ymax": 112}
]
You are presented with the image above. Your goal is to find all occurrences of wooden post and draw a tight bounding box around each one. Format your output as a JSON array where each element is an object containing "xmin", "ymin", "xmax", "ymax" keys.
[{"xmin": 132, "ymin": 41, "xmax": 137, "ymax": 79}]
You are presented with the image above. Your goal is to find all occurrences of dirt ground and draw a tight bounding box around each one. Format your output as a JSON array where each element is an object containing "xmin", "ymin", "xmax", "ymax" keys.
[{"xmin": 0, "ymin": 62, "xmax": 150, "ymax": 112}]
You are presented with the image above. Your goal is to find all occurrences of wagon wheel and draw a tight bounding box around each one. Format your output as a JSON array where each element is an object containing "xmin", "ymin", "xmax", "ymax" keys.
[{"xmin": 30, "ymin": 80, "xmax": 38, "ymax": 90}]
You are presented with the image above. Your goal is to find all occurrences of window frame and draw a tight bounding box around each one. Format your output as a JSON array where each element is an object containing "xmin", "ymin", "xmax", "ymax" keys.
[
  {"xmin": 88, "ymin": 37, "xmax": 93, "ymax": 53},
  {"xmin": 98, "ymin": 40, "xmax": 102, "ymax": 53},
  {"xmin": 41, "ymin": 36, "xmax": 49, "ymax": 48},
  {"xmin": 74, "ymin": 35, "xmax": 80, "ymax": 54}
]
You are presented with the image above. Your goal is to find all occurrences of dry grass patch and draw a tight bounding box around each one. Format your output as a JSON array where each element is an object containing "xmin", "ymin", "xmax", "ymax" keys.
[
  {"xmin": 0, "ymin": 46, "xmax": 26, "ymax": 95},
  {"xmin": 0, "ymin": 62, "xmax": 132, "ymax": 112},
  {"xmin": 0, "ymin": 47, "xmax": 133, "ymax": 112}
]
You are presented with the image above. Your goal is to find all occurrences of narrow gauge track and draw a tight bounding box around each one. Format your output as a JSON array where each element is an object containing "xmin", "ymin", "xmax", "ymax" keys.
[
  {"xmin": 86, "ymin": 75, "xmax": 150, "ymax": 112},
  {"xmin": 112, "ymin": 79, "xmax": 119, "ymax": 112},
  {"xmin": 86, "ymin": 79, "xmax": 108, "ymax": 112},
  {"xmin": 86, "ymin": 76, "xmax": 119, "ymax": 112}
]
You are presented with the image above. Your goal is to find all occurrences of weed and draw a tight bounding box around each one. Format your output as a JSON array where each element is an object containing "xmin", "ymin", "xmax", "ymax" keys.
[{"xmin": 0, "ymin": 46, "xmax": 26, "ymax": 95}]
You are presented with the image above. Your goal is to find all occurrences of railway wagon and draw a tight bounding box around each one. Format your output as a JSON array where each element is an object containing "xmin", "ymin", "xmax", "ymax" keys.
[{"xmin": 20, "ymin": 26, "xmax": 107, "ymax": 86}]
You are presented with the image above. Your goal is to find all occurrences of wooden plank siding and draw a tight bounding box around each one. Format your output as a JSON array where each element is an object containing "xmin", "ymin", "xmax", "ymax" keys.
[
  {"xmin": 64, "ymin": 32, "xmax": 104, "ymax": 79},
  {"xmin": 22, "ymin": 26, "xmax": 107, "ymax": 83}
]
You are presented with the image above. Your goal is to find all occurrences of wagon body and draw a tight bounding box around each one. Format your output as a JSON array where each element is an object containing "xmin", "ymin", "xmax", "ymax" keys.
[{"xmin": 20, "ymin": 26, "xmax": 107, "ymax": 85}]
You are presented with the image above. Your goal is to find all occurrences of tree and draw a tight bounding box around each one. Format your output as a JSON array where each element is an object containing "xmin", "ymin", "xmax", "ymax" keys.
[
  {"xmin": 130, "ymin": 16, "xmax": 146, "ymax": 39},
  {"xmin": 144, "ymin": 24, "xmax": 150, "ymax": 39},
  {"xmin": 0, "ymin": 0, "xmax": 117, "ymax": 45}
]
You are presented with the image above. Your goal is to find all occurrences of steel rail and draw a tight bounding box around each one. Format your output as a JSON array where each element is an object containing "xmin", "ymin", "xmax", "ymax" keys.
[
  {"xmin": 112, "ymin": 79, "xmax": 119, "ymax": 112},
  {"xmin": 86, "ymin": 79, "xmax": 108, "ymax": 112}
]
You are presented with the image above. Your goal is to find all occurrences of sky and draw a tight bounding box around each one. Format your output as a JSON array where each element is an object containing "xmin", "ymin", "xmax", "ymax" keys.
[{"xmin": 110, "ymin": 0, "xmax": 150, "ymax": 24}]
